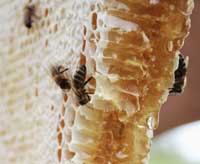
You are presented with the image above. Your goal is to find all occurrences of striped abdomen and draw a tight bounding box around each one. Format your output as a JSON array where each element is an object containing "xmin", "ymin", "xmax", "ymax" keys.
[{"xmin": 73, "ymin": 65, "xmax": 86, "ymax": 89}]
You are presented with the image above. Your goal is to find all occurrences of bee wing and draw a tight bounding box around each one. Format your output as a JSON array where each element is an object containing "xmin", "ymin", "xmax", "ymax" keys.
[
  {"xmin": 182, "ymin": 56, "xmax": 189, "ymax": 91},
  {"xmin": 41, "ymin": 57, "xmax": 57, "ymax": 78},
  {"xmin": 41, "ymin": 56, "xmax": 68, "ymax": 80},
  {"xmin": 185, "ymin": 56, "xmax": 189, "ymax": 70}
]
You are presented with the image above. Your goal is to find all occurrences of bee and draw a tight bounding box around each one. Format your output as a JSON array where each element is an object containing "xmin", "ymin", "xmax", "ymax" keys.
[
  {"xmin": 72, "ymin": 65, "xmax": 93, "ymax": 105},
  {"xmin": 51, "ymin": 65, "xmax": 71, "ymax": 91},
  {"xmin": 24, "ymin": 4, "xmax": 37, "ymax": 29},
  {"xmin": 169, "ymin": 53, "xmax": 189, "ymax": 94}
]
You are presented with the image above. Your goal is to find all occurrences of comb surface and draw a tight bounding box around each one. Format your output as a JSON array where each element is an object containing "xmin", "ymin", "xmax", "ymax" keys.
[{"xmin": 0, "ymin": 0, "xmax": 194, "ymax": 163}]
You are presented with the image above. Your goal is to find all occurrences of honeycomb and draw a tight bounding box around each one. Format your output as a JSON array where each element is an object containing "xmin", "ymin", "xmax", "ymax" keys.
[{"xmin": 0, "ymin": 0, "xmax": 194, "ymax": 164}]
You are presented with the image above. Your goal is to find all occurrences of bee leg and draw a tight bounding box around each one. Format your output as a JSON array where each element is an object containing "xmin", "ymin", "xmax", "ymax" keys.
[
  {"xmin": 85, "ymin": 91, "xmax": 94, "ymax": 94},
  {"xmin": 33, "ymin": 13, "xmax": 41, "ymax": 20},
  {"xmin": 82, "ymin": 76, "xmax": 93, "ymax": 87},
  {"xmin": 31, "ymin": 14, "xmax": 40, "ymax": 22},
  {"xmin": 72, "ymin": 88, "xmax": 79, "ymax": 96},
  {"xmin": 58, "ymin": 68, "xmax": 69, "ymax": 74},
  {"xmin": 169, "ymin": 89, "xmax": 175, "ymax": 94},
  {"xmin": 169, "ymin": 87, "xmax": 181, "ymax": 95}
]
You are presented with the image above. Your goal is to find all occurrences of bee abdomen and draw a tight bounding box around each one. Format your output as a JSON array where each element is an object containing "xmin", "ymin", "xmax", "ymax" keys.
[
  {"xmin": 73, "ymin": 65, "xmax": 86, "ymax": 89},
  {"xmin": 25, "ymin": 18, "xmax": 32, "ymax": 28}
]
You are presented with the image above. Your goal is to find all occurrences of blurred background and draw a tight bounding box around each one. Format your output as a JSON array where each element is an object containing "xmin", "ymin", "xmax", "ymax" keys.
[{"xmin": 150, "ymin": 1, "xmax": 200, "ymax": 163}]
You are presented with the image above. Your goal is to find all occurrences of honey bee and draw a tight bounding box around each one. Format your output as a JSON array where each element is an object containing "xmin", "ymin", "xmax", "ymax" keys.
[
  {"xmin": 72, "ymin": 65, "xmax": 93, "ymax": 105},
  {"xmin": 169, "ymin": 53, "xmax": 189, "ymax": 94},
  {"xmin": 24, "ymin": 4, "xmax": 37, "ymax": 29},
  {"xmin": 51, "ymin": 65, "xmax": 71, "ymax": 91}
]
